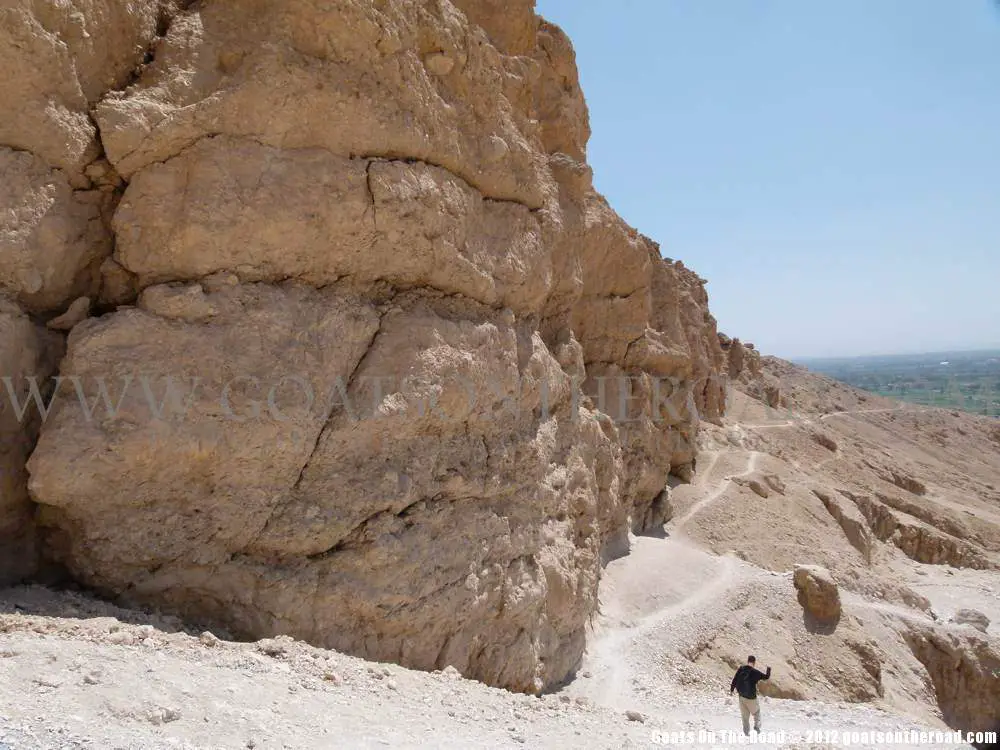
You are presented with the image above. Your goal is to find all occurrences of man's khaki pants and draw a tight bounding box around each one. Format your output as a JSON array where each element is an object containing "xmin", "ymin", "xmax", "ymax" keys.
[{"xmin": 739, "ymin": 696, "xmax": 761, "ymax": 733}]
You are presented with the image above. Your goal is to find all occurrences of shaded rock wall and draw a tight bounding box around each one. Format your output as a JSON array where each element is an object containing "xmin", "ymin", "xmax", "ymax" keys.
[
  {"xmin": 904, "ymin": 624, "xmax": 1000, "ymax": 744},
  {"xmin": 0, "ymin": 0, "xmax": 168, "ymax": 583},
  {"xmin": 0, "ymin": 300, "xmax": 63, "ymax": 584},
  {"xmin": 3, "ymin": 0, "xmax": 730, "ymax": 691}
]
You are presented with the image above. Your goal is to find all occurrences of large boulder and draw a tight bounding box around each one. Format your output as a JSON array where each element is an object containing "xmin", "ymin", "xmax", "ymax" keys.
[
  {"xmin": 28, "ymin": 284, "xmax": 623, "ymax": 692},
  {"xmin": 793, "ymin": 564, "xmax": 842, "ymax": 624}
]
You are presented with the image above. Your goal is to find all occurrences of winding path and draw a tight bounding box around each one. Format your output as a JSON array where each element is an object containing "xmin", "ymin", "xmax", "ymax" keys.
[
  {"xmin": 584, "ymin": 550, "xmax": 739, "ymax": 708},
  {"xmin": 671, "ymin": 450, "xmax": 760, "ymax": 530}
]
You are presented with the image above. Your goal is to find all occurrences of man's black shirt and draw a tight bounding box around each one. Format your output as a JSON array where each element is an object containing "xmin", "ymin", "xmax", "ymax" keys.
[{"xmin": 730, "ymin": 664, "xmax": 771, "ymax": 699}]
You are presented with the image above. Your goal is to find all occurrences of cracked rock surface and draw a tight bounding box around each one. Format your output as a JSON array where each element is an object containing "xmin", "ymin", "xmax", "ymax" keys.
[{"xmin": 8, "ymin": 0, "xmax": 731, "ymax": 692}]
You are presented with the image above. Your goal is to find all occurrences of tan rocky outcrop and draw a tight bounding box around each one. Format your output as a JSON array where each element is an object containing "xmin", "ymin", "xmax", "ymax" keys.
[
  {"xmin": 811, "ymin": 431, "xmax": 839, "ymax": 452},
  {"xmin": 904, "ymin": 623, "xmax": 1000, "ymax": 741},
  {"xmin": 745, "ymin": 373, "xmax": 781, "ymax": 410},
  {"xmin": 0, "ymin": 298, "xmax": 64, "ymax": 584},
  {"xmin": 2, "ymin": 3, "xmax": 997, "ymax": 740},
  {"xmin": 862, "ymin": 457, "xmax": 928, "ymax": 496},
  {"xmin": 871, "ymin": 490, "xmax": 999, "ymax": 555},
  {"xmin": 93, "ymin": 0, "xmax": 555, "ymax": 208},
  {"xmin": 97, "ymin": 258, "xmax": 138, "ymax": 307},
  {"xmin": 813, "ymin": 489, "xmax": 873, "ymax": 564},
  {"xmin": 719, "ymin": 334, "xmax": 761, "ymax": 384},
  {"xmin": 29, "ymin": 284, "xmax": 628, "ymax": 691},
  {"xmin": 450, "ymin": 0, "xmax": 537, "ymax": 57},
  {"xmin": 661, "ymin": 262, "xmax": 727, "ymax": 424},
  {"xmin": 0, "ymin": 2, "xmax": 177, "ymax": 320},
  {"xmin": 719, "ymin": 334, "xmax": 772, "ymax": 409},
  {"xmin": 17, "ymin": 0, "xmax": 734, "ymax": 693},
  {"xmin": 0, "ymin": 0, "xmax": 174, "ymax": 183},
  {"xmin": 733, "ymin": 475, "xmax": 770, "ymax": 498},
  {"xmin": 951, "ymin": 609, "xmax": 990, "ymax": 634},
  {"xmin": 763, "ymin": 474, "xmax": 786, "ymax": 494},
  {"xmin": 842, "ymin": 490, "xmax": 994, "ymax": 570},
  {"xmin": 793, "ymin": 564, "xmax": 841, "ymax": 624},
  {"xmin": 0, "ymin": 149, "xmax": 112, "ymax": 313},
  {"xmin": 113, "ymin": 137, "xmax": 552, "ymax": 314}
]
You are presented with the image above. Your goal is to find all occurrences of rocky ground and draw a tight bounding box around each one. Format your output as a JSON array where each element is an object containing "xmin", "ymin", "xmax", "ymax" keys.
[{"xmin": 0, "ymin": 584, "xmax": 976, "ymax": 750}]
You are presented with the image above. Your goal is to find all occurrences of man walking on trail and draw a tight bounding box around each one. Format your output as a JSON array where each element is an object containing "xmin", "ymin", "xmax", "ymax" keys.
[{"xmin": 730, "ymin": 655, "xmax": 771, "ymax": 734}]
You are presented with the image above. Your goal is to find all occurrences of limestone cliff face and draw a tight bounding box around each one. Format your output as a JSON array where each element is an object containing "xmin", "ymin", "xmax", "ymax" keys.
[{"xmin": 3, "ymin": 0, "xmax": 730, "ymax": 691}]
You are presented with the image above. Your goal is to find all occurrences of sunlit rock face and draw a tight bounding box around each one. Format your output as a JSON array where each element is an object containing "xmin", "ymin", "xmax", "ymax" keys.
[{"xmin": 6, "ymin": 0, "xmax": 732, "ymax": 692}]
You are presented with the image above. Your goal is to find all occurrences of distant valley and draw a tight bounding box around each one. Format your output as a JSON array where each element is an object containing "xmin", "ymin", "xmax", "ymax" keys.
[{"xmin": 798, "ymin": 350, "xmax": 1000, "ymax": 416}]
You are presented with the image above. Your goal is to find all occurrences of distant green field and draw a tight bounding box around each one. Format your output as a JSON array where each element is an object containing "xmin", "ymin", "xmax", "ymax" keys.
[
  {"xmin": 869, "ymin": 383, "xmax": 998, "ymax": 413},
  {"xmin": 796, "ymin": 350, "xmax": 1000, "ymax": 417}
]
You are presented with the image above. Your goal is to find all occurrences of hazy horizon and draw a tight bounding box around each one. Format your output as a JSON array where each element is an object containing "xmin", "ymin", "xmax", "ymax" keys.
[
  {"xmin": 792, "ymin": 345, "xmax": 1000, "ymax": 363},
  {"xmin": 535, "ymin": 0, "xmax": 1000, "ymax": 360}
]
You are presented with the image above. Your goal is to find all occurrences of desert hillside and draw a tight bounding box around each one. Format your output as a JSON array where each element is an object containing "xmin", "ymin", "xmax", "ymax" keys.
[
  {"xmin": 2, "ymin": 358, "xmax": 998, "ymax": 748},
  {"xmin": 0, "ymin": 1, "xmax": 998, "ymax": 748}
]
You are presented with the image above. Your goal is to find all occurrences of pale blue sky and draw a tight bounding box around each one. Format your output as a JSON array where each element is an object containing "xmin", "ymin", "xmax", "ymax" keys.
[{"xmin": 535, "ymin": 0, "xmax": 1000, "ymax": 358}]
